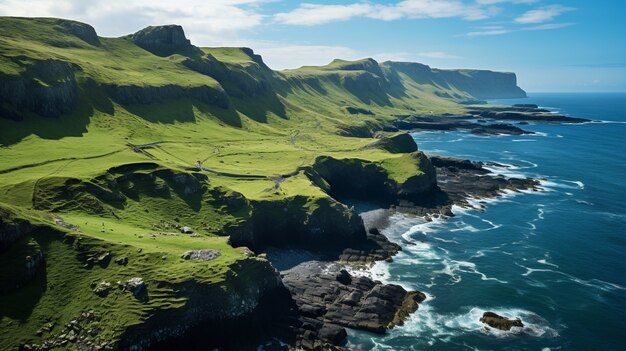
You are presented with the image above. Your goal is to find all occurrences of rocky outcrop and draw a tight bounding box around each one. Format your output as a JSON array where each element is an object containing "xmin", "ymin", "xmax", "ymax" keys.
[
  {"xmin": 0, "ymin": 209, "xmax": 34, "ymax": 251},
  {"xmin": 392, "ymin": 116, "xmax": 533, "ymax": 135},
  {"xmin": 470, "ymin": 109, "xmax": 591, "ymax": 123},
  {"xmin": 430, "ymin": 156, "xmax": 539, "ymax": 206},
  {"xmin": 182, "ymin": 49, "xmax": 274, "ymax": 98},
  {"xmin": 480, "ymin": 311, "xmax": 524, "ymax": 331},
  {"xmin": 55, "ymin": 19, "xmax": 100, "ymax": 46},
  {"xmin": 181, "ymin": 249, "xmax": 220, "ymax": 261},
  {"xmin": 362, "ymin": 133, "xmax": 418, "ymax": 153},
  {"xmin": 309, "ymin": 153, "xmax": 437, "ymax": 203},
  {"xmin": 228, "ymin": 196, "xmax": 366, "ymax": 250},
  {"xmin": 116, "ymin": 258, "xmax": 281, "ymax": 350},
  {"xmin": 103, "ymin": 83, "xmax": 229, "ymax": 108},
  {"xmin": 281, "ymin": 263, "xmax": 426, "ymax": 349},
  {"xmin": 131, "ymin": 25, "xmax": 193, "ymax": 56},
  {"xmin": 0, "ymin": 59, "xmax": 78, "ymax": 120},
  {"xmin": 0, "ymin": 238, "xmax": 44, "ymax": 294}
]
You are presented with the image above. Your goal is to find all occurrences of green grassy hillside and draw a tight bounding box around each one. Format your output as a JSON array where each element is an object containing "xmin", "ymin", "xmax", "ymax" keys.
[{"xmin": 0, "ymin": 17, "xmax": 527, "ymax": 350}]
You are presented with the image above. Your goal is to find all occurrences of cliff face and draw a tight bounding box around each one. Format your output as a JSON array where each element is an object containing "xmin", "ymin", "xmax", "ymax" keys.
[
  {"xmin": 0, "ymin": 59, "xmax": 78, "ymax": 120},
  {"xmin": 0, "ymin": 18, "xmax": 527, "ymax": 123},
  {"xmin": 384, "ymin": 61, "xmax": 527, "ymax": 100},
  {"xmin": 227, "ymin": 196, "xmax": 366, "ymax": 250},
  {"xmin": 309, "ymin": 152, "xmax": 438, "ymax": 204},
  {"xmin": 116, "ymin": 258, "xmax": 282, "ymax": 350}
]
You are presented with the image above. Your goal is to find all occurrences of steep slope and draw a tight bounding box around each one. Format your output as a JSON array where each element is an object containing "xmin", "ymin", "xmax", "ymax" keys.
[{"xmin": 0, "ymin": 16, "xmax": 526, "ymax": 350}]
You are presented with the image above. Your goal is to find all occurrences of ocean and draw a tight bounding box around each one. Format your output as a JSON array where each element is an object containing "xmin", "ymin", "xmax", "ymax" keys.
[{"xmin": 347, "ymin": 93, "xmax": 626, "ymax": 350}]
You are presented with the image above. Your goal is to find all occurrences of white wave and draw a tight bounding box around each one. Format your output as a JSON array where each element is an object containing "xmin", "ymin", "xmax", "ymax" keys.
[
  {"xmin": 517, "ymin": 159, "xmax": 539, "ymax": 169},
  {"xmin": 432, "ymin": 236, "xmax": 460, "ymax": 244},
  {"xmin": 595, "ymin": 120, "xmax": 626, "ymax": 124},
  {"xmin": 512, "ymin": 139, "xmax": 536, "ymax": 142},
  {"xmin": 575, "ymin": 199, "xmax": 594, "ymax": 206},
  {"xmin": 444, "ymin": 307, "xmax": 558, "ymax": 338},
  {"xmin": 563, "ymin": 180, "xmax": 585, "ymax": 189},
  {"xmin": 537, "ymin": 259, "xmax": 559, "ymax": 268},
  {"xmin": 517, "ymin": 263, "xmax": 626, "ymax": 292}
]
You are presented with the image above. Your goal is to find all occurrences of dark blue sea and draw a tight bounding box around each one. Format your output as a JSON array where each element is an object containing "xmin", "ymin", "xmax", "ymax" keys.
[{"xmin": 348, "ymin": 93, "xmax": 626, "ymax": 350}]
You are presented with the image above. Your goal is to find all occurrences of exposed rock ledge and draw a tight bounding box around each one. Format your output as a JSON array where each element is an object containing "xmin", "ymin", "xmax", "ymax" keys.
[{"xmin": 281, "ymin": 263, "xmax": 426, "ymax": 350}]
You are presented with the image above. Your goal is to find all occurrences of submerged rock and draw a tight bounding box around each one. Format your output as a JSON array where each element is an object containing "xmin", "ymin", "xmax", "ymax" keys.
[{"xmin": 479, "ymin": 311, "xmax": 524, "ymax": 331}]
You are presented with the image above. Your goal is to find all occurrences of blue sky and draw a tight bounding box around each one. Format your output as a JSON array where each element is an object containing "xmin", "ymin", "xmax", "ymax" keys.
[{"xmin": 1, "ymin": 0, "xmax": 624, "ymax": 91}]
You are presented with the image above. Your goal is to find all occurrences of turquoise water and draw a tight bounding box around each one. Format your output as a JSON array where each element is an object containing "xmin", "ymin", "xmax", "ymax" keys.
[{"xmin": 347, "ymin": 93, "xmax": 626, "ymax": 350}]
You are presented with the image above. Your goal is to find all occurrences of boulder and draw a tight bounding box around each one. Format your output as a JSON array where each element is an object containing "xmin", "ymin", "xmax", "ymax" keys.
[
  {"xmin": 180, "ymin": 226, "xmax": 193, "ymax": 234},
  {"xmin": 125, "ymin": 278, "xmax": 145, "ymax": 296},
  {"xmin": 335, "ymin": 269, "xmax": 352, "ymax": 285},
  {"xmin": 181, "ymin": 249, "xmax": 220, "ymax": 261},
  {"xmin": 93, "ymin": 281, "xmax": 112, "ymax": 297},
  {"xmin": 479, "ymin": 311, "xmax": 524, "ymax": 331}
]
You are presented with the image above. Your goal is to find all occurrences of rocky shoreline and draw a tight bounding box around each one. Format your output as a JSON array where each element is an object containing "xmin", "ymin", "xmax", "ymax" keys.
[
  {"xmin": 391, "ymin": 103, "xmax": 592, "ymax": 136},
  {"xmin": 184, "ymin": 152, "xmax": 540, "ymax": 351}
]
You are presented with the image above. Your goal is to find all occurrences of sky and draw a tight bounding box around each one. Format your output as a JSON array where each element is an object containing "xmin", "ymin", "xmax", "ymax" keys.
[{"xmin": 1, "ymin": 0, "xmax": 624, "ymax": 92}]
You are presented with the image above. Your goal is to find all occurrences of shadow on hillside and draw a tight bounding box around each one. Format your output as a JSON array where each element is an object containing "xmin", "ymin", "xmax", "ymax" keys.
[
  {"xmin": 231, "ymin": 91, "xmax": 287, "ymax": 123},
  {"xmin": 0, "ymin": 87, "xmax": 105, "ymax": 146}
]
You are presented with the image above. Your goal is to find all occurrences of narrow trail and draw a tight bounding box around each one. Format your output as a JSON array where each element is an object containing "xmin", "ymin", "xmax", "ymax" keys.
[{"xmin": 0, "ymin": 148, "xmax": 126, "ymax": 175}]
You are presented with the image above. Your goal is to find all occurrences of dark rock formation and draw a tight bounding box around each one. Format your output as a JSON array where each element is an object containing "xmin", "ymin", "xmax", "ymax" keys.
[
  {"xmin": 0, "ymin": 238, "xmax": 44, "ymax": 294},
  {"xmin": 131, "ymin": 25, "xmax": 193, "ymax": 56},
  {"xmin": 430, "ymin": 156, "xmax": 539, "ymax": 206},
  {"xmin": 345, "ymin": 106, "xmax": 374, "ymax": 115},
  {"xmin": 280, "ymin": 262, "xmax": 426, "ymax": 349},
  {"xmin": 469, "ymin": 107, "xmax": 591, "ymax": 123},
  {"xmin": 392, "ymin": 116, "xmax": 533, "ymax": 135},
  {"xmin": 0, "ymin": 208, "xmax": 34, "ymax": 251},
  {"xmin": 337, "ymin": 227, "xmax": 401, "ymax": 264},
  {"xmin": 0, "ymin": 59, "xmax": 78, "ymax": 120},
  {"xmin": 103, "ymin": 83, "xmax": 229, "ymax": 108},
  {"xmin": 309, "ymin": 152, "xmax": 437, "ymax": 204},
  {"xmin": 228, "ymin": 196, "xmax": 366, "ymax": 250},
  {"xmin": 471, "ymin": 123, "xmax": 531, "ymax": 135},
  {"xmin": 480, "ymin": 311, "xmax": 524, "ymax": 331},
  {"xmin": 117, "ymin": 259, "xmax": 282, "ymax": 350}
]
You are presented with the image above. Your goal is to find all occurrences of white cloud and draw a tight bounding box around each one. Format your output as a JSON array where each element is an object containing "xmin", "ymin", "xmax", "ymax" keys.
[
  {"xmin": 523, "ymin": 22, "xmax": 576, "ymax": 30},
  {"xmin": 465, "ymin": 21, "xmax": 575, "ymax": 37},
  {"xmin": 0, "ymin": 0, "xmax": 268, "ymax": 44},
  {"xmin": 475, "ymin": 0, "xmax": 537, "ymax": 4},
  {"xmin": 466, "ymin": 28, "xmax": 512, "ymax": 36},
  {"xmin": 515, "ymin": 5, "xmax": 574, "ymax": 24},
  {"xmin": 274, "ymin": 0, "xmax": 493, "ymax": 26},
  {"xmin": 254, "ymin": 44, "xmax": 361, "ymax": 70},
  {"xmin": 417, "ymin": 51, "xmax": 462, "ymax": 59}
]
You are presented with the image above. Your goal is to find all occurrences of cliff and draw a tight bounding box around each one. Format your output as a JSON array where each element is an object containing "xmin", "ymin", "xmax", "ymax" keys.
[{"xmin": 0, "ymin": 16, "xmax": 529, "ymax": 351}]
